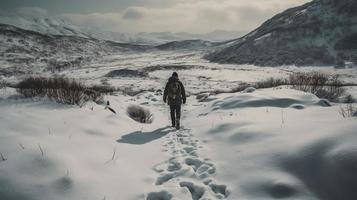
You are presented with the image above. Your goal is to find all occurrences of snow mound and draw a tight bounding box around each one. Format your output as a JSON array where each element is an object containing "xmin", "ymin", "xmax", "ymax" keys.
[
  {"xmin": 316, "ymin": 98, "xmax": 331, "ymax": 107},
  {"xmin": 0, "ymin": 92, "xmax": 172, "ymax": 200},
  {"xmin": 196, "ymin": 93, "xmax": 218, "ymax": 102},
  {"xmin": 289, "ymin": 103, "xmax": 305, "ymax": 109},
  {"xmin": 105, "ymin": 69, "xmax": 148, "ymax": 78},
  {"xmin": 0, "ymin": 87, "xmax": 20, "ymax": 100},
  {"xmin": 212, "ymin": 89, "xmax": 331, "ymax": 110},
  {"xmin": 0, "ymin": 152, "xmax": 79, "ymax": 200},
  {"xmin": 242, "ymin": 87, "xmax": 256, "ymax": 93},
  {"xmin": 280, "ymin": 132, "xmax": 357, "ymax": 200},
  {"xmin": 186, "ymin": 86, "xmax": 357, "ymax": 199}
]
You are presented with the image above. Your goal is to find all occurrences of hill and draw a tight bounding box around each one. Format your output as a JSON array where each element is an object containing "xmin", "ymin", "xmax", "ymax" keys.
[{"xmin": 206, "ymin": 0, "xmax": 357, "ymax": 67}]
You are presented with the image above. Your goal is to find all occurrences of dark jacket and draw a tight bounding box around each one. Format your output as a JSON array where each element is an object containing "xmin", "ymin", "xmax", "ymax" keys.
[{"xmin": 163, "ymin": 76, "xmax": 186, "ymax": 105}]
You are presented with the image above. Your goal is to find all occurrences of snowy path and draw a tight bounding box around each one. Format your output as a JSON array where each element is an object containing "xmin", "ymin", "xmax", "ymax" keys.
[
  {"xmin": 113, "ymin": 88, "xmax": 231, "ymax": 199},
  {"xmin": 145, "ymin": 106, "xmax": 230, "ymax": 199}
]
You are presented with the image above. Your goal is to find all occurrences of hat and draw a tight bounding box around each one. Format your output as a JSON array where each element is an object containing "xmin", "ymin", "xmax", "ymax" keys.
[{"xmin": 172, "ymin": 72, "xmax": 178, "ymax": 77}]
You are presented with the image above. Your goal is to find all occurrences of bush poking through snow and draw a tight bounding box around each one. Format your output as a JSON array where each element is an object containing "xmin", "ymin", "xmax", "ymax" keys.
[
  {"xmin": 196, "ymin": 93, "xmax": 210, "ymax": 102},
  {"xmin": 289, "ymin": 72, "xmax": 346, "ymax": 102},
  {"xmin": 16, "ymin": 77, "xmax": 84, "ymax": 105},
  {"xmin": 243, "ymin": 87, "xmax": 256, "ymax": 93},
  {"xmin": 15, "ymin": 77, "xmax": 113, "ymax": 106},
  {"xmin": 126, "ymin": 105, "xmax": 153, "ymax": 124},
  {"xmin": 248, "ymin": 73, "xmax": 346, "ymax": 102},
  {"xmin": 105, "ymin": 69, "xmax": 148, "ymax": 78},
  {"xmin": 339, "ymin": 104, "xmax": 357, "ymax": 118},
  {"xmin": 253, "ymin": 73, "xmax": 346, "ymax": 102},
  {"xmin": 0, "ymin": 79, "xmax": 7, "ymax": 89},
  {"xmin": 344, "ymin": 94, "xmax": 355, "ymax": 103},
  {"xmin": 206, "ymin": 72, "xmax": 348, "ymax": 102},
  {"xmin": 255, "ymin": 78, "xmax": 287, "ymax": 89},
  {"xmin": 207, "ymin": 72, "xmax": 347, "ymax": 100}
]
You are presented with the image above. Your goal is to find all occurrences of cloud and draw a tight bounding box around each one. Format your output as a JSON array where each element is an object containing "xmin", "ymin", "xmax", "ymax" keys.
[
  {"xmin": 59, "ymin": 0, "xmax": 310, "ymax": 33},
  {"xmin": 60, "ymin": 12, "xmax": 121, "ymax": 30},
  {"xmin": 122, "ymin": 7, "xmax": 145, "ymax": 20},
  {"xmin": 15, "ymin": 7, "xmax": 49, "ymax": 16}
]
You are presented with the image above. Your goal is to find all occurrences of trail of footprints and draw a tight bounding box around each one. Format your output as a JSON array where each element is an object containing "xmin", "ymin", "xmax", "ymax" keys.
[{"xmin": 147, "ymin": 128, "xmax": 229, "ymax": 200}]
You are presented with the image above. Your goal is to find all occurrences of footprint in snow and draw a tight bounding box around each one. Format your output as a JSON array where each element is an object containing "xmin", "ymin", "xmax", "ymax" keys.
[{"xmin": 146, "ymin": 128, "xmax": 230, "ymax": 200}]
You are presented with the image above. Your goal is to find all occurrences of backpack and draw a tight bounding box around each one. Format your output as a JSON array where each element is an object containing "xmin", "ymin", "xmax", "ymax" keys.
[{"xmin": 168, "ymin": 81, "xmax": 181, "ymax": 99}]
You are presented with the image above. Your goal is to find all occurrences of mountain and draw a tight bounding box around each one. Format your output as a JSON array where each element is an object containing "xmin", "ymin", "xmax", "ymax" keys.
[
  {"xmin": 137, "ymin": 30, "xmax": 246, "ymax": 44},
  {"xmin": 156, "ymin": 40, "xmax": 216, "ymax": 51},
  {"xmin": 206, "ymin": 0, "xmax": 357, "ymax": 67},
  {"xmin": 0, "ymin": 23, "xmax": 222, "ymax": 77},
  {"xmin": 0, "ymin": 13, "xmax": 245, "ymax": 45},
  {"xmin": 0, "ymin": 13, "xmax": 163, "ymax": 45},
  {"xmin": 0, "ymin": 24, "xmax": 152, "ymax": 76},
  {"xmin": 0, "ymin": 13, "xmax": 87, "ymax": 37}
]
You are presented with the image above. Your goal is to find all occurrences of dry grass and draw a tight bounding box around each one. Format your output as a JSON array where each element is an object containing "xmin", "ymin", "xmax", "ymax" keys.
[
  {"xmin": 0, "ymin": 79, "xmax": 7, "ymax": 89},
  {"xmin": 204, "ymin": 72, "xmax": 349, "ymax": 102},
  {"xmin": 289, "ymin": 72, "xmax": 346, "ymax": 102},
  {"xmin": 126, "ymin": 105, "xmax": 153, "ymax": 124},
  {"xmin": 339, "ymin": 104, "xmax": 357, "ymax": 118},
  {"xmin": 15, "ymin": 77, "xmax": 115, "ymax": 106}
]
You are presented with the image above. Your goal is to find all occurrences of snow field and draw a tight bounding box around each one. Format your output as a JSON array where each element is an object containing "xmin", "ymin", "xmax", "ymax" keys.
[
  {"xmin": 1, "ymin": 81, "xmax": 357, "ymax": 200},
  {"xmin": 0, "ymin": 89, "xmax": 172, "ymax": 200},
  {"xmin": 186, "ymin": 88, "xmax": 357, "ymax": 200}
]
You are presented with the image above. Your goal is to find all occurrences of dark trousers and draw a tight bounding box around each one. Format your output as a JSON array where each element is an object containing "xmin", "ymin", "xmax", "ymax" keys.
[{"xmin": 170, "ymin": 105, "xmax": 181, "ymax": 126}]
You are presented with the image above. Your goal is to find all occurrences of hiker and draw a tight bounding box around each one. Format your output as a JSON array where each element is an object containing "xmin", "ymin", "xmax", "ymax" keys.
[{"xmin": 163, "ymin": 72, "xmax": 186, "ymax": 129}]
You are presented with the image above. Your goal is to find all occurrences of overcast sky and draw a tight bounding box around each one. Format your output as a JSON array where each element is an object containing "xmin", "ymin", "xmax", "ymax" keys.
[{"xmin": 0, "ymin": 0, "xmax": 311, "ymax": 33}]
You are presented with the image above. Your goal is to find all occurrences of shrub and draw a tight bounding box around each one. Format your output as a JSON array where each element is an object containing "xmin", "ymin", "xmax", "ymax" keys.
[
  {"xmin": 82, "ymin": 89, "xmax": 104, "ymax": 105},
  {"xmin": 344, "ymin": 94, "xmax": 355, "ymax": 103},
  {"xmin": 289, "ymin": 72, "xmax": 346, "ymax": 102},
  {"xmin": 208, "ymin": 72, "xmax": 347, "ymax": 102},
  {"xmin": 254, "ymin": 77, "xmax": 287, "ymax": 89},
  {"xmin": 339, "ymin": 104, "xmax": 357, "ymax": 118},
  {"xmin": 105, "ymin": 69, "xmax": 148, "ymax": 78},
  {"xmin": 196, "ymin": 93, "xmax": 211, "ymax": 102},
  {"xmin": 16, "ymin": 77, "xmax": 107, "ymax": 106},
  {"xmin": 126, "ymin": 105, "xmax": 153, "ymax": 124},
  {"xmin": 0, "ymin": 79, "xmax": 7, "ymax": 89}
]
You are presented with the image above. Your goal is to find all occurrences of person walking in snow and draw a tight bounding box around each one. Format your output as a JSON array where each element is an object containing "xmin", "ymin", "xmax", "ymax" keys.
[{"xmin": 163, "ymin": 72, "xmax": 186, "ymax": 130}]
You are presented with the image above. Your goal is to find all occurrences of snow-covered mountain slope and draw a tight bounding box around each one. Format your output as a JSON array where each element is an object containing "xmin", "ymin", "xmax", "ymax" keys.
[
  {"xmin": 137, "ymin": 30, "xmax": 246, "ymax": 44},
  {"xmin": 0, "ymin": 23, "xmax": 221, "ymax": 76},
  {"xmin": 207, "ymin": 0, "xmax": 357, "ymax": 67},
  {"xmin": 0, "ymin": 24, "xmax": 152, "ymax": 76},
  {"xmin": 0, "ymin": 13, "xmax": 245, "ymax": 45},
  {"xmin": 156, "ymin": 40, "xmax": 216, "ymax": 51},
  {"xmin": 0, "ymin": 13, "xmax": 162, "ymax": 45},
  {"xmin": 1, "ymin": 87, "xmax": 356, "ymax": 200},
  {"xmin": 0, "ymin": 13, "xmax": 88, "ymax": 38}
]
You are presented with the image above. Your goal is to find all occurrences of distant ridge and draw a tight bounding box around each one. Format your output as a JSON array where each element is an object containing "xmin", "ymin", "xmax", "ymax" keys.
[{"xmin": 207, "ymin": 0, "xmax": 357, "ymax": 67}]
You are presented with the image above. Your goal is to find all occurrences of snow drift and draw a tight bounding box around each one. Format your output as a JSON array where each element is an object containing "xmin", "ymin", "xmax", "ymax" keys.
[{"xmin": 1, "ymin": 87, "xmax": 357, "ymax": 199}]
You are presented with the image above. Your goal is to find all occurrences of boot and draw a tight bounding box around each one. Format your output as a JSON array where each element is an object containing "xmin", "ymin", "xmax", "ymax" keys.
[
  {"xmin": 171, "ymin": 121, "xmax": 175, "ymax": 128},
  {"xmin": 176, "ymin": 120, "xmax": 180, "ymax": 130}
]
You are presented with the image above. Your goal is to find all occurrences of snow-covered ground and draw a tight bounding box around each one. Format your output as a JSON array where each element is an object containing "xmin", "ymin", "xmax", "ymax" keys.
[
  {"xmin": 1, "ymin": 50, "xmax": 357, "ymax": 200},
  {"xmin": 5, "ymin": 50, "xmax": 352, "ymax": 95}
]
